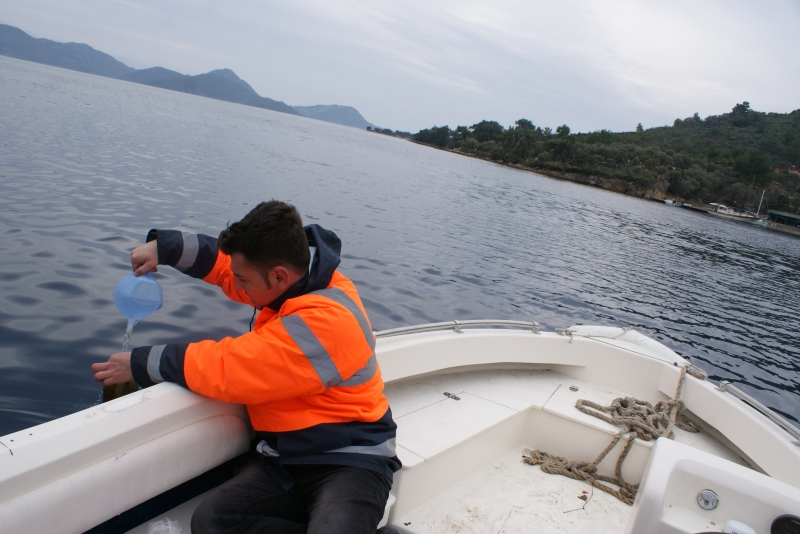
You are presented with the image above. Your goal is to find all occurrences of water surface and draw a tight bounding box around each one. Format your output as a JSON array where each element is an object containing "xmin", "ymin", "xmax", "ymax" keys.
[{"xmin": 1, "ymin": 56, "xmax": 799, "ymax": 435}]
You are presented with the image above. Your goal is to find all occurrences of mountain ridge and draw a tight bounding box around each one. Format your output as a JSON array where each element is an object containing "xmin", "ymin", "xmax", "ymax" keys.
[
  {"xmin": 0, "ymin": 23, "xmax": 133, "ymax": 78},
  {"xmin": 116, "ymin": 66, "xmax": 298, "ymax": 115},
  {"xmin": 0, "ymin": 24, "xmax": 376, "ymax": 128},
  {"xmin": 294, "ymin": 104, "xmax": 375, "ymax": 129}
]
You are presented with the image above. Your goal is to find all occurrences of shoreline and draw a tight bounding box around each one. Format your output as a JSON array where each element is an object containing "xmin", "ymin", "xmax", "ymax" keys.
[
  {"xmin": 410, "ymin": 140, "xmax": 800, "ymax": 238},
  {"xmin": 410, "ymin": 140, "xmax": 680, "ymax": 202}
]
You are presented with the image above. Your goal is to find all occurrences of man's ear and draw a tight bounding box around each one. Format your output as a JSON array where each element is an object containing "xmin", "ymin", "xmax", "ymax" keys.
[{"xmin": 272, "ymin": 265, "xmax": 291, "ymax": 288}]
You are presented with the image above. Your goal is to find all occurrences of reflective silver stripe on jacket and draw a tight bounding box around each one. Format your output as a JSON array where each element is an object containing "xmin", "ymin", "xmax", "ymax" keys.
[
  {"xmin": 281, "ymin": 287, "xmax": 378, "ymax": 389},
  {"xmin": 281, "ymin": 315, "xmax": 343, "ymax": 388},
  {"xmin": 326, "ymin": 438, "xmax": 396, "ymax": 457},
  {"xmin": 175, "ymin": 231, "xmax": 199, "ymax": 272},
  {"xmin": 339, "ymin": 353, "xmax": 377, "ymax": 386},
  {"xmin": 146, "ymin": 345, "xmax": 166, "ymax": 383},
  {"xmin": 257, "ymin": 438, "xmax": 396, "ymax": 458},
  {"xmin": 310, "ymin": 287, "xmax": 375, "ymax": 350}
]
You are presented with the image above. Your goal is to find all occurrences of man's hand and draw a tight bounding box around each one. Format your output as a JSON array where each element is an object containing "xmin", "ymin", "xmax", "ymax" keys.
[
  {"xmin": 92, "ymin": 352, "xmax": 134, "ymax": 386},
  {"xmin": 131, "ymin": 240, "xmax": 158, "ymax": 276}
]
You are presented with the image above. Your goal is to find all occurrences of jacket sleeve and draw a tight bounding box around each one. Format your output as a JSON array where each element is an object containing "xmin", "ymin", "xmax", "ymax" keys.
[
  {"xmin": 130, "ymin": 343, "xmax": 189, "ymax": 389},
  {"xmin": 182, "ymin": 300, "xmax": 374, "ymax": 404},
  {"xmin": 147, "ymin": 229, "xmax": 250, "ymax": 305},
  {"xmin": 200, "ymin": 250, "xmax": 251, "ymax": 305}
]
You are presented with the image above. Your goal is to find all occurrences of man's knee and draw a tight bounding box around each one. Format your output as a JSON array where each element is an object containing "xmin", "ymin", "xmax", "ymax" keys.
[
  {"xmin": 189, "ymin": 462, "xmax": 264, "ymax": 534},
  {"xmin": 190, "ymin": 492, "xmax": 219, "ymax": 534},
  {"xmin": 305, "ymin": 466, "xmax": 392, "ymax": 534}
]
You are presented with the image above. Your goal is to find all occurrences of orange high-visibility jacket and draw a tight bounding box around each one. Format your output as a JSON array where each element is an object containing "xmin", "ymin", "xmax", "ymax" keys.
[{"xmin": 130, "ymin": 225, "xmax": 400, "ymax": 480}]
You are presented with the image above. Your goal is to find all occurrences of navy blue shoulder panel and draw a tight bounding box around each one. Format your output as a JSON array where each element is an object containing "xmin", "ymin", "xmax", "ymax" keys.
[
  {"xmin": 256, "ymin": 408, "xmax": 401, "ymax": 480},
  {"xmin": 257, "ymin": 408, "xmax": 397, "ymax": 458},
  {"xmin": 304, "ymin": 224, "xmax": 341, "ymax": 290},
  {"xmin": 130, "ymin": 346, "xmax": 154, "ymax": 388},
  {"xmin": 146, "ymin": 229, "xmax": 218, "ymax": 279}
]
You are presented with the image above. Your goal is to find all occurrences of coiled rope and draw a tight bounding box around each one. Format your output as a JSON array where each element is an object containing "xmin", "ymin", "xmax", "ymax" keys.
[{"xmin": 522, "ymin": 364, "xmax": 707, "ymax": 505}]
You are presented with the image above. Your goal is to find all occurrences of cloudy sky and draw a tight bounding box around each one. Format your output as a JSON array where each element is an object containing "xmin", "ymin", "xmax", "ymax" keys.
[{"xmin": 3, "ymin": 0, "xmax": 799, "ymax": 132}]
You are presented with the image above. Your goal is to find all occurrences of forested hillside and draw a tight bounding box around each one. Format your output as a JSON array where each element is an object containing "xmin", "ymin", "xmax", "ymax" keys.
[{"xmin": 413, "ymin": 103, "xmax": 800, "ymax": 213}]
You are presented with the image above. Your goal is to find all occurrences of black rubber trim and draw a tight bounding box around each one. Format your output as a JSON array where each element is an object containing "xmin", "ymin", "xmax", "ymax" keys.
[{"xmin": 772, "ymin": 514, "xmax": 800, "ymax": 534}]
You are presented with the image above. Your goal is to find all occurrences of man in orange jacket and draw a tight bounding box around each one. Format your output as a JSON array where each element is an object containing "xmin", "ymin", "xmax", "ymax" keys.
[{"xmin": 92, "ymin": 200, "xmax": 400, "ymax": 533}]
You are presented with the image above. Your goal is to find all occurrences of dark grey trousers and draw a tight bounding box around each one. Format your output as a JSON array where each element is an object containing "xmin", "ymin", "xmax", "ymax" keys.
[{"xmin": 191, "ymin": 461, "xmax": 392, "ymax": 534}]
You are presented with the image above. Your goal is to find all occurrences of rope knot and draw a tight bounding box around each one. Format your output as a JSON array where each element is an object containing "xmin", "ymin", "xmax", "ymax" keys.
[{"xmin": 525, "ymin": 360, "xmax": 707, "ymax": 506}]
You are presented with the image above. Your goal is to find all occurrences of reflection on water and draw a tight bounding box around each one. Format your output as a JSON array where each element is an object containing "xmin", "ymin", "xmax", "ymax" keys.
[{"xmin": 1, "ymin": 56, "xmax": 799, "ymax": 435}]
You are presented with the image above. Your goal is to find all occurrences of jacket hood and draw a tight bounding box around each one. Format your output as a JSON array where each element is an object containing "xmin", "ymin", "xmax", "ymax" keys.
[{"xmin": 266, "ymin": 224, "xmax": 341, "ymax": 311}]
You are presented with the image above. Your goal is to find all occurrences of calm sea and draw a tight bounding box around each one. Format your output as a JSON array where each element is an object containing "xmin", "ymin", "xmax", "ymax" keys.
[{"xmin": 1, "ymin": 56, "xmax": 799, "ymax": 436}]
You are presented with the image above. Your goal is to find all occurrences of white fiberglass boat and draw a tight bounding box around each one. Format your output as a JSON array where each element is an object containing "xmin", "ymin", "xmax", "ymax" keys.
[
  {"xmin": 708, "ymin": 203, "xmax": 768, "ymax": 227},
  {"xmin": 2, "ymin": 321, "xmax": 799, "ymax": 533}
]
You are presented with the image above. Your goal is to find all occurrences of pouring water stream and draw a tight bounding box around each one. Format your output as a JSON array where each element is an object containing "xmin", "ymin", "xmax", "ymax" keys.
[
  {"xmin": 122, "ymin": 320, "xmax": 138, "ymax": 353},
  {"xmin": 102, "ymin": 272, "xmax": 163, "ymax": 402}
]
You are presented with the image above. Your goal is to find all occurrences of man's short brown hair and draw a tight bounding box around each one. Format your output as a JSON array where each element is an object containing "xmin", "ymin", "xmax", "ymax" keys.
[{"xmin": 218, "ymin": 200, "xmax": 310, "ymax": 275}]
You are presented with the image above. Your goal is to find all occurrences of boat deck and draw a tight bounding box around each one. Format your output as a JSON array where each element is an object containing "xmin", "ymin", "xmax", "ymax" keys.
[
  {"xmin": 382, "ymin": 366, "xmax": 751, "ymax": 532},
  {"xmin": 124, "ymin": 367, "xmax": 753, "ymax": 533},
  {"xmin": 4, "ymin": 327, "xmax": 798, "ymax": 534},
  {"xmin": 382, "ymin": 446, "xmax": 630, "ymax": 534}
]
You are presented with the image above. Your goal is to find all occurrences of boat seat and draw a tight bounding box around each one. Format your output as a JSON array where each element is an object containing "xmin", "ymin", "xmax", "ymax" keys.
[
  {"xmin": 385, "ymin": 368, "xmax": 562, "ymax": 519},
  {"xmin": 388, "ymin": 367, "xmax": 684, "ymax": 518},
  {"xmin": 541, "ymin": 378, "xmax": 626, "ymax": 434},
  {"xmin": 538, "ymin": 377, "xmax": 751, "ymax": 478},
  {"xmin": 385, "ymin": 366, "xmax": 753, "ymax": 522},
  {"xmin": 388, "ymin": 368, "xmax": 563, "ymax": 465}
]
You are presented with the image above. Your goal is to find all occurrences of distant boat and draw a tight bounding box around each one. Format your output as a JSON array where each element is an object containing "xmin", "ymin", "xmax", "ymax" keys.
[
  {"xmin": 650, "ymin": 198, "xmax": 682, "ymax": 206},
  {"xmin": 680, "ymin": 203, "xmax": 709, "ymax": 213},
  {"xmin": 708, "ymin": 202, "xmax": 767, "ymax": 226}
]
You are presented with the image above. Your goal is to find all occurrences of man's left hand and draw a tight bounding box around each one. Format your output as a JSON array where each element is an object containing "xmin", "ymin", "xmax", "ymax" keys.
[{"xmin": 92, "ymin": 352, "xmax": 134, "ymax": 386}]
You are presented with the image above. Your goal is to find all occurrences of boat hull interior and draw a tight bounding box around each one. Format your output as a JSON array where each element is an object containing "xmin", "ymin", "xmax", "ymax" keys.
[{"xmin": 1, "ymin": 326, "xmax": 799, "ymax": 533}]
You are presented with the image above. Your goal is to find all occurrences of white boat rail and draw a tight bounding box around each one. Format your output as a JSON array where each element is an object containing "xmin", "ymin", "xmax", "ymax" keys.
[
  {"xmin": 718, "ymin": 380, "xmax": 800, "ymax": 445},
  {"xmin": 375, "ymin": 319, "xmax": 540, "ymax": 338}
]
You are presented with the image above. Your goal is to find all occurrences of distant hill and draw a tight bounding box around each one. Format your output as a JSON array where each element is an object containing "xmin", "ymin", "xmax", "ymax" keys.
[
  {"xmin": 0, "ymin": 24, "xmax": 374, "ymax": 125},
  {"xmin": 0, "ymin": 23, "xmax": 133, "ymax": 78},
  {"xmin": 117, "ymin": 66, "xmax": 298, "ymax": 115},
  {"xmin": 412, "ymin": 103, "xmax": 800, "ymax": 214},
  {"xmin": 293, "ymin": 104, "xmax": 374, "ymax": 129}
]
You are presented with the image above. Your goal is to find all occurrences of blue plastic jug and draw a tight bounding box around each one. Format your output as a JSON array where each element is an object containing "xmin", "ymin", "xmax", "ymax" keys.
[{"xmin": 113, "ymin": 271, "xmax": 163, "ymax": 328}]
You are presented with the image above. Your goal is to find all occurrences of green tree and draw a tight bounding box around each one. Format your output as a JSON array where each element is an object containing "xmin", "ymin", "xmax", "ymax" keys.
[
  {"xmin": 584, "ymin": 129, "xmax": 614, "ymax": 144},
  {"xmin": 734, "ymin": 149, "xmax": 772, "ymax": 206},
  {"xmin": 734, "ymin": 149, "xmax": 771, "ymax": 184},
  {"xmin": 412, "ymin": 126, "xmax": 452, "ymax": 148},
  {"xmin": 470, "ymin": 121, "xmax": 504, "ymax": 143},
  {"xmin": 453, "ymin": 126, "xmax": 471, "ymax": 142},
  {"xmin": 731, "ymin": 102, "xmax": 752, "ymax": 127},
  {"xmin": 504, "ymin": 119, "xmax": 544, "ymax": 161},
  {"xmin": 546, "ymin": 136, "xmax": 576, "ymax": 175},
  {"xmin": 732, "ymin": 102, "xmax": 751, "ymax": 116},
  {"xmin": 636, "ymin": 123, "xmax": 644, "ymax": 133},
  {"xmin": 556, "ymin": 124, "xmax": 571, "ymax": 137},
  {"xmin": 515, "ymin": 119, "xmax": 536, "ymax": 132}
]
